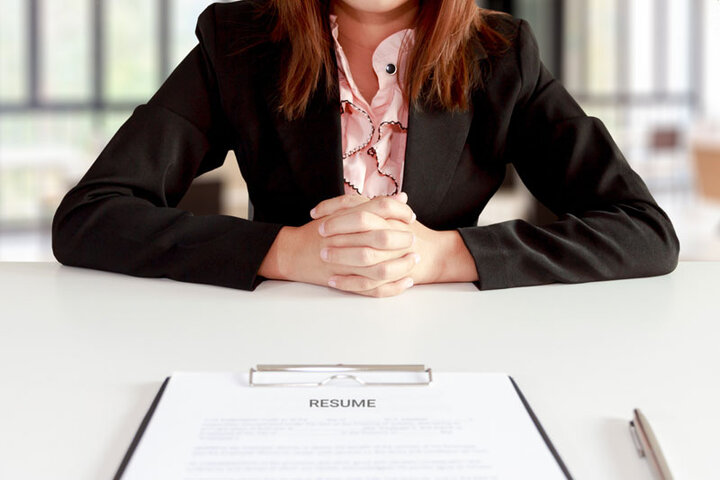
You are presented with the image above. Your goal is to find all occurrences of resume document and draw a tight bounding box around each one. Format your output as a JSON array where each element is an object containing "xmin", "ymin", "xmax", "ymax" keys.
[{"xmin": 118, "ymin": 372, "xmax": 568, "ymax": 479}]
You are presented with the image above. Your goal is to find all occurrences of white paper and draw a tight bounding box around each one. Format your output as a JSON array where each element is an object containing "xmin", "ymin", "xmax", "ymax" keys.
[{"xmin": 120, "ymin": 372, "xmax": 567, "ymax": 480}]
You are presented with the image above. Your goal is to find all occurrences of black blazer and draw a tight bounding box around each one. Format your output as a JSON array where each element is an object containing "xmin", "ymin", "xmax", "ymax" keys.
[{"xmin": 52, "ymin": 1, "xmax": 679, "ymax": 291}]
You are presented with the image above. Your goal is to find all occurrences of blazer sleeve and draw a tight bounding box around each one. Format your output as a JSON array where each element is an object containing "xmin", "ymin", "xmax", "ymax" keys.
[
  {"xmin": 52, "ymin": 5, "xmax": 283, "ymax": 290},
  {"xmin": 458, "ymin": 20, "xmax": 679, "ymax": 290}
]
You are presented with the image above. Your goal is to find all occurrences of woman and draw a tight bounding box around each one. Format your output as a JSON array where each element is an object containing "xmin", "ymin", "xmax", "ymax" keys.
[{"xmin": 52, "ymin": 0, "xmax": 679, "ymax": 297}]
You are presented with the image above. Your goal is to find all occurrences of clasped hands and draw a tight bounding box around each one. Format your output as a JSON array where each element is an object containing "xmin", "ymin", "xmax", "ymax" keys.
[{"xmin": 260, "ymin": 193, "xmax": 477, "ymax": 297}]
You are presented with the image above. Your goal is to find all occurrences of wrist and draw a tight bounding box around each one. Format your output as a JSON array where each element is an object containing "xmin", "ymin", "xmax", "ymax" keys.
[
  {"xmin": 258, "ymin": 226, "xmax": 296, "ymax": 281},
  {"xmin": 434, "ymin": 230, "xmax": 479, "ymax": 283}
]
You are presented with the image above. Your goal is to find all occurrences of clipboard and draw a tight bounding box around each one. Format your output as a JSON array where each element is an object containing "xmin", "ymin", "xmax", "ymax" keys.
[
  {"xmin": 248, "ymin": 364, "xmax": 433, "ymax": 387},
  {"xmin": 114, "ymin": 365, "xmax": 573, "ymax": 480}
]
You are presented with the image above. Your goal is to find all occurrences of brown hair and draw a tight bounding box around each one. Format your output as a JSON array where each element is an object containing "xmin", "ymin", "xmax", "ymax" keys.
[{"xmin": 266, "ymin": 0, "xmax": 512, "ymax": 120}]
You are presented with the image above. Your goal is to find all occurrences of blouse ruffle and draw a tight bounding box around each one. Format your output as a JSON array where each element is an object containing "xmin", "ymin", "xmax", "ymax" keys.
[{"xmin": 330, "ymin": 15, "xmax": 414, "ymax": 198}]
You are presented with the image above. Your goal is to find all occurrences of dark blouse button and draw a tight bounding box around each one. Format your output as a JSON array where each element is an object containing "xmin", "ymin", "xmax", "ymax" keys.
[{"xmin": 385, "ymin": 63, "xmax": 397, "ymax": 75}]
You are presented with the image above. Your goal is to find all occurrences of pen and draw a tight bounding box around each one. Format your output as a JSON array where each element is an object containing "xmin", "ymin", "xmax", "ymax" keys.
[{"xmin": 629, "ymin": 408, "xmax": 674, "ymax": 480}]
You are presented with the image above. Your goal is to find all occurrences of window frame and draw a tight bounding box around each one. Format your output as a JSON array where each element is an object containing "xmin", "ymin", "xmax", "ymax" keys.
[{"xmin": 0, "ymin": 0, "xmax": 172, "ymax": 114}]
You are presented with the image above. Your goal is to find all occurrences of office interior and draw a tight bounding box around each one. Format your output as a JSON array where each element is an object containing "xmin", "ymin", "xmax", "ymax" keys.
[{"xmin": 1, "ymin": 0, "xmax": 719, "ymax": 262}]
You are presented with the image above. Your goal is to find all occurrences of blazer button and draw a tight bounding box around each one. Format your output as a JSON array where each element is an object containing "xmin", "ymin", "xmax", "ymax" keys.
[
  {"xmin": 367, "ymin": 147, "xmax": 377, "ymax": 156},
  {"xmin": 385, "ymin": 63, "xmax": 397, "ymax": 75}
]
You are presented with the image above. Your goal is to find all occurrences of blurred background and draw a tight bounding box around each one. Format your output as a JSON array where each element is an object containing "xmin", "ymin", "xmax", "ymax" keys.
[{"xmin": 0, "ymin": 0, "xmax": 719, "ymax": 261}]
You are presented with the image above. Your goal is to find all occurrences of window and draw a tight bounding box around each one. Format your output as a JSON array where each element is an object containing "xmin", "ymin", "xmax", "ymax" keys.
[
  {"xmin": 562, "ymin": 0, "xmax": 702, "ymax": 194},
  {"xmin": 0, "ymin": 0, "xmax": 232, "ymax": 232}
]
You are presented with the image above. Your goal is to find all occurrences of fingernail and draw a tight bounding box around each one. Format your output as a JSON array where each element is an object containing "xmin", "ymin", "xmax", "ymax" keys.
[
  {"xmin": 404, "ymin": 278, "xmax": 414, "ymax": 288},
  {"xmin": 413, "ymin": 253, "xmax": 421, "ymax": 264},
  {"xmin": 321, "ymin": 248, "xmax": 330, "ymax": 261},
  {"xmin": 319, "ymin": 222, "xmax": 326, "ymax": 236},
  {"xmin": 328, "ymin": 279, "xmax": 337, "ymax": 288},
  {"xmin": 398, "ymin": 192, "xmax": 408, "ymax": 203},
  {"xmin": 411, "ymin": 212, "xmax": 417, "ymax": 223},
  {"xmin": 310, "ymin": 208, "xmax": 317, "ymax": 218}
]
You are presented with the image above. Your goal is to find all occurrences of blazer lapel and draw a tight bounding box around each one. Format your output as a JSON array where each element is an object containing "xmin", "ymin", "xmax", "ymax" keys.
[
  {"xmin": 271, "ymin": 41, "xmax": 476, "ymax": 213},
  {"xmin": 275, "ymin": 98, "xmax": 475, "ymax": 214},
  {"xmin": 403, "ymin": 104, "xmax": 473, "ymax": 219},
  {"xmin": 273, "ymin": 86, "xmax": 345, "ymax": 206}
]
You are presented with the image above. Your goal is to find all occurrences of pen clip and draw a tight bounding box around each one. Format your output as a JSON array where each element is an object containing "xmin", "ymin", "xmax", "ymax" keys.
[{"xmin": 629, "ymin": 420, "xmax": 646, "ymax": 458}]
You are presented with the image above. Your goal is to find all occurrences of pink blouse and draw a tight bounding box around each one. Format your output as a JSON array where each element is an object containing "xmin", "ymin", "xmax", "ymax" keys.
[{"xmin": 329, "ymin": 15, "xmax": 415, "ymax": 198}]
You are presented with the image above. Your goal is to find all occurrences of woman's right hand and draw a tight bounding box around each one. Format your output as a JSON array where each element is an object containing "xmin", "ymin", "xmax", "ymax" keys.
[{"xmin": 259, "ymin": 194, "xmax": 419, "ymax": 297}]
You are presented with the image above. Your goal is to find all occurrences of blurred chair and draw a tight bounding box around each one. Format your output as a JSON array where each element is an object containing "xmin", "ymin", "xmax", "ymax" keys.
[{"xmin": 693, "ymin": 144, "xmax": 720, "ymax": 202}]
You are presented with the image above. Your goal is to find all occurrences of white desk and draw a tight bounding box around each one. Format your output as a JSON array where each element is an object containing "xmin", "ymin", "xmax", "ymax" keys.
[{"xmin": 0, "ymin": 262, "xmax": 718, "ymax": 479}]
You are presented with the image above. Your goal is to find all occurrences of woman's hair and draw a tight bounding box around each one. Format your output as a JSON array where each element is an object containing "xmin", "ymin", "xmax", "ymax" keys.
[{"xmin": 265, "ymin": 0, "xmax": 512, "ymax": 120}]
